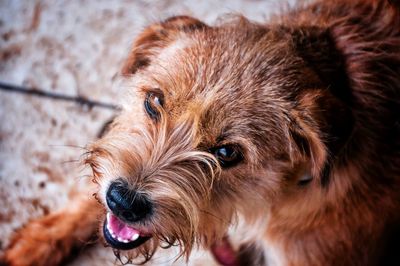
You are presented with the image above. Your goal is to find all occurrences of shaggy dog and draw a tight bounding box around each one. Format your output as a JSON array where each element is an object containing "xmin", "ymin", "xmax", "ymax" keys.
[{"xmin": 4, "ymin": 0, "xmax": 400, "ymax": 265}]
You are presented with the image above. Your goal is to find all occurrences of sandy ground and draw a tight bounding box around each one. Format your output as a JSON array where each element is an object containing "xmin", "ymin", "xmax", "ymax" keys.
[{"xmin": 0, "ymin": 1, "xmax": 288, "ymax": 264}]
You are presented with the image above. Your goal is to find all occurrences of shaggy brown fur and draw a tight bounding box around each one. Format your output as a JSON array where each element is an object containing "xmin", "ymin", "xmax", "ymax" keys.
[{"xmin": 4, "ymin": 0, "xmax": 400, "ymax": 265}]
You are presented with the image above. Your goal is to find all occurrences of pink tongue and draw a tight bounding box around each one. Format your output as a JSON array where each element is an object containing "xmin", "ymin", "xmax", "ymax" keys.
[
  {"xmin": 211, "ymin": 237, "xmax": 239, "ymax": 266},
  {"xmin": 109, "ymin": 213, "xmax": 140, "ymax": 240}
]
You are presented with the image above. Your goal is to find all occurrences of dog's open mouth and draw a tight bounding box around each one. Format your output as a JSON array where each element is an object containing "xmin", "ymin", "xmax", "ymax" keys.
[{"xmin": 103, "ymin": 212, "xmax": 151, "ymax": 250}]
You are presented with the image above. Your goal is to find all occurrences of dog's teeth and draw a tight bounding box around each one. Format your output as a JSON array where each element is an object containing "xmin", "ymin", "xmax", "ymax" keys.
[
  {"xmin": 107, "ymin": 223, "xmax": 113, "ymax": 235},
  {"xmin": 106, "ymin": 213, "xmax": 116, "ymax": 237},
  {"xmin": 106, "ymin": 213, "xmax": 111, "ymax": 231},
  {"xmin": 106, "ymin": 212, "xmax": 139, "ymax": 243},
  {"xmin": 131, "ymin": 233, "xmax": 139, "ymax": 241}
]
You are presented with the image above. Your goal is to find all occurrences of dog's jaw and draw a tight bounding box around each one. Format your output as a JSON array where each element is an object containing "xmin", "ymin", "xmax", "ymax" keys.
[{"xmin": 103, "ymin": 212, "xmax": 151, "ymax": 250}]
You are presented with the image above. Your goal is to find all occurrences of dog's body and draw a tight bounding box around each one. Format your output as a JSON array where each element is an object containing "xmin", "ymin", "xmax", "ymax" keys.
[{"xmin": 4, "ymin": 0, "xmax": 400, "ymax": 265}]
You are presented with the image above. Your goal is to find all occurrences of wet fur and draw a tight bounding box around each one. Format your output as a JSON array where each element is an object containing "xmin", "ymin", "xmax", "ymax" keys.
[{"xmin": 4, "ymin": 0, "xmax": 400, "ymax": 265}]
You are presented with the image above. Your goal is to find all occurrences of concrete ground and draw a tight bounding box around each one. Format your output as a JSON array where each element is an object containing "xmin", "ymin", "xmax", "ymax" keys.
[{"xmin": 0, "ymin": 1, "xmax": 286, "ymax": 264}]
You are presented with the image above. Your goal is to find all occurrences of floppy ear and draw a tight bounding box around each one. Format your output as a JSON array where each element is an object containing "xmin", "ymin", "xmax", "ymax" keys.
[
  {"xmin": 290, "ymin": 26, "xmax": 352, "ymax": 103},
  {"xmin": 289, "ymin": 92, "xmax": 329, "ymax": 185},
  {"xmin": 122, "ymin": 16, "xmax": 209, "ymax": 75},
  {"xmin": 287, "ymin": 26, "xmax": 354, "ymax": 186},
  {"xmin": 289, "ymin": 88, "xmax": 354, "ymax": 187}
]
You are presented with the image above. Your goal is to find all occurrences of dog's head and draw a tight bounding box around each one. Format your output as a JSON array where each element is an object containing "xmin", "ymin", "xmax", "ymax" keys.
[{"xmin": 86, "ymin": 16, "xmax": 353, "ymax": 262}]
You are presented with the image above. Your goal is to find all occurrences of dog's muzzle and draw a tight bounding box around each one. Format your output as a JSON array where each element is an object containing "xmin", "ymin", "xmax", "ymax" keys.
[{"xmin": 103, "ymin": 181, "xmax": 153, "ymax": 250}]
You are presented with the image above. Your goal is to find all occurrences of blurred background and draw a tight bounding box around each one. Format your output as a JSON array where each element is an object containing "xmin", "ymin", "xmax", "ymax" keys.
[{"xmin": 0, "ymin": 0, "xmax": 289, "ymax": 264}]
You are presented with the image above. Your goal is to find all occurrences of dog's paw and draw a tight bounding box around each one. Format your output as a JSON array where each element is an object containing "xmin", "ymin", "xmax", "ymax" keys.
[{"xmin": 4, "ymin": 213, "xmax": 78, "ymax": 266}]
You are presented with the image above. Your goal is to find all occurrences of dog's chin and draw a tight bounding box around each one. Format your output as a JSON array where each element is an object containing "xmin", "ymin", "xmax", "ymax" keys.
[{"xmin": 103, "ymin": 212, "xmax": 151, "ymax": 250}]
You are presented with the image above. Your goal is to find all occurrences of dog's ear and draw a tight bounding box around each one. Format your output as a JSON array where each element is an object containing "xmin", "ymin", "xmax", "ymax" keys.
[
  {"xmin": 288, "ymin": 27, "xmax": 354, "ymax": 186},
  {"xmin": 289, "ymin": 88, "xmax": 353, "ymax": 186},
  {"xmin": 289, "ymin": 92, "xmax": 329, "ymax": 185},
  {"xmin": 290, "ymin": 26, "xmax": 352, "ymax": 103},
  {"xmin": 122, "ymin": 16, "xmax": 208, "ymax": 75}
]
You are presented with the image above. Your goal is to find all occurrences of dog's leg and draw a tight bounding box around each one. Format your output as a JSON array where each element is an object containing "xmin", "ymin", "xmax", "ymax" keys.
[{"xmin": 3, "ymin": 196, "xmax": 101, "ymax": 266}]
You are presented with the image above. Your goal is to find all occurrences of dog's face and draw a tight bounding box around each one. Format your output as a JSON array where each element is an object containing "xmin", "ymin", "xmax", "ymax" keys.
[{"xmin": 86, "ymin": 16, "xmax": 352, "ymax": 261}]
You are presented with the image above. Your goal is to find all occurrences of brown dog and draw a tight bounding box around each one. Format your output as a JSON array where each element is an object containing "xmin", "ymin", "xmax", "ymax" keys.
[{"xmin": 4, "ymin": 0, "xmax": 400, "ymax": 265}]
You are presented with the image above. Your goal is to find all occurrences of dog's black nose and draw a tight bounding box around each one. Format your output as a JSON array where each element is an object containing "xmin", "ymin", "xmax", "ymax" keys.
[{"xmin": 106, "ymin": 181, "xmax": 153, "ymax": 223}]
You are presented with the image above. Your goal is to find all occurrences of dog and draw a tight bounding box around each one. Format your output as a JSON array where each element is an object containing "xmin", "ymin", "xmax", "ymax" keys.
[{"xmin": 4, "ymin": 0, "xmax": 400, "ymax": 265}]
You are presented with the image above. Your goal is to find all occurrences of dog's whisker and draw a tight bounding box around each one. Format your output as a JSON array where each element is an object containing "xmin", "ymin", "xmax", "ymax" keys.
[
  {"xmin": 60, "ymin": 159, "xmax": 81, "ymax": 165},
  {"xmin": 75, "ymin": 174, "xmax": 93, "ymax": 181},
  {"xmin": 48, "ymin": 144, "xmax": 88, "ymax": 150},
  {"xmin": 198, "ymin": 209, "xmax": 231, "ymax": 224}
]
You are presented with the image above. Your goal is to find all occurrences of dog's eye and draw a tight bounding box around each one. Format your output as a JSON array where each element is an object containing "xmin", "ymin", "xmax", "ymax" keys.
[
  {"xmin": 144, "ymin": 92, "xmax": 164, "ymax": 120},
  {"xmin": 213, "ymin": 145, "xmax": 243, "ymax": 168}
]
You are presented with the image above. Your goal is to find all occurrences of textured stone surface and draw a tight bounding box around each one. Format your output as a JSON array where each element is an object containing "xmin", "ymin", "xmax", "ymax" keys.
[{"xmin": 0, "ymin": 1, "xmax": 286, "ymax": 264}]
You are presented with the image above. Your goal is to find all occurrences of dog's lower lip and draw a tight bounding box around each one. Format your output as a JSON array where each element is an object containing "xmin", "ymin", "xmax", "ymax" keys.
[{"xmin": 103, "ymin": 213, "xmax": 151, "ymax": 250}]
